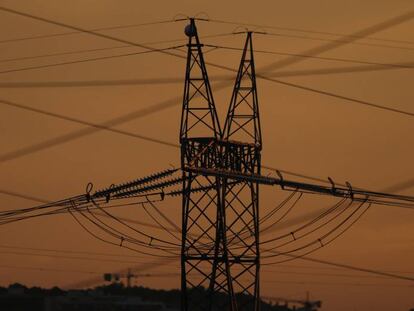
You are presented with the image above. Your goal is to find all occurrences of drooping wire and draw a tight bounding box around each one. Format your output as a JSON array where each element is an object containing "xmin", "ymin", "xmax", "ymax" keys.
[
  {"xmin": 69, "ymin": 202, "xmax": 178, "ymax": 258},
  {"xmin": 261, "ymin": 200, "xmax": 367, "ymax": 258}
]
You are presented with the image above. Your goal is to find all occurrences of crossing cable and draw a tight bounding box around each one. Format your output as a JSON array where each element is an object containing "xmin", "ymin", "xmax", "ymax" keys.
[
  {"xmin": 0, "ymin": 98, "xmax": 179, "ymax": 153},
  {"xmin": 227, "ymin": 192, "xmax": 301, "ymax": 245},
  {"xmin": 2, "ymin": 190, "xmax": 414, "ymax": 282},
  {"xmin": 0, "ymin": 6, "xmax": 190, "ymax": 62},
  {"xmin": 0, "ymin": 249, "xmax": 150, "ymax": 264},
  {"xmin": 0, "ymin": 5, "xmax": 412, "ymax": 120},
  {"xmin": 228, "ymin": 196, "xmax": 352, "ymax": 251},
  {"xmin": 0, "ymin": 32, "xmax": 233, "ymax": 65},
  {"xmin": 262, "ymin": 197, "xmax": 348, "ymax": 237},
  {"xmin": 261, "ymin": 230, "xmax": 414, "ymax": 283},
  {"xmin": 0, "ymin": 249, "xmax": 411, "ymax": 281},
  {"xmin": 261, "ymin": 30, "xmax": 414, "ymax": 51},
  {"xmin": 261, "ymin": 200, "xmax": 357, "ymax": 251},
  {"xmin": 69, "ymin": 203, "xmax": 178, "ymax": 258},
  {"xmin": 0, "ymin": 18, "xmax": 184, "ymax": 44},
  {"xmin": 0, "ymin": 243, "xmax": 152, "ymax": 259},
  {"xmin": 203, "ymin": 17, "xmax": 414, "ymax": 47},
  {"xmin": 89, "ymin": 198, "xmax": 180, "ymax": 248},
  {"xmin": 261, "ymin": 202, "xmax": 371, "ymax": 263},
  {"xmin": 0, "ymin": 13, "xmax": 412, "ymax": 165},
  {"xmin": 0, "ymin": 195, "xmax": 162, "ymax": 225},
  {"xmin": 2, "ymin": 37, "xmax": 412, "ymax": 75},
  {"xmin": 0, "ymin": 44, "xmax": 186, "ymax": 75},
  {"xmin": 204, "ymin": 43, "xmax": 414, "ymax": 69},
  {"xmin": 2, "ymin": 59, "xmax": 413, "ymax": 89}
]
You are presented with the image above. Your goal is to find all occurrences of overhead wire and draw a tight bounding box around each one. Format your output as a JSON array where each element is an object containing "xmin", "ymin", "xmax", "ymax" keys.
[
  {"xmin": 0, "ymin": 44, "xmax": 186, "ymax": 75},
  {"xmin": 204, "ymin": 17, "xmax": 414, "ymax": 46},
  {"xmin": 0, "ymin": 97, "xmax": 179, "ymax": 157},
  {"xmin": 0, "ymin": 8, "xmax": 412, "ymax": 280},
  {"xmin": 204, "ymin": 43, "xmax": 414, "ymax": 68},
  {"xmin": 3, "ymin": 189, "xmax": 414, "ymax": 280},
  {"xmin": 0, "ymin": 8, "xmax": 412, "ymax": 166},
  {"xmin": 262, "ymin": 242, "xmax": 414, "ymax": 282},
  {"xmin": 261, "ymin": 199, "xmax": 360, "ymax": 252},
  {"xmin": 0, "ymin": 18, "xmax": 182, "ymax": 44},
  {"xmin": 0, "ymin": 5, "xmax": 412, "ymax": 121},
  {"xmin": 0, "ymin": 32, "xmax": 234, "ymax": 65},
  {"xmin": 89, "ymin": 199, "xmax": 180, "ymax": 247},
  {"xmin": 69, "ymin": 204, "xmax": 177, "ymax": 258},
  {"xmin": 0, "ymin": 243, "xmax": 412, "ymax": 278},
  {"xmin": 1, "ymin": 58, "xmax": 412, "ymax": 89},
  {"xmin": 0, "ymin": 243, "xmax": 152, "ymax": 259},
  {"xmin": 261, "ymin": 30, "xmax": 414, "ymax": 51}
]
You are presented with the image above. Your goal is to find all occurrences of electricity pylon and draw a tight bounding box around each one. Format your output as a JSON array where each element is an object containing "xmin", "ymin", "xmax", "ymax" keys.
[{"xmin": 180, "ymin": 19, "xmax": 261, "ymax": 311}]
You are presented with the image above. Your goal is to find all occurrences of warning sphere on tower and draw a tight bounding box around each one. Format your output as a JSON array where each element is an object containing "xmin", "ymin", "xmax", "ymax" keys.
[{"xmin": 184, "ymin": 23, "xmax": 196, "ymax": 37}]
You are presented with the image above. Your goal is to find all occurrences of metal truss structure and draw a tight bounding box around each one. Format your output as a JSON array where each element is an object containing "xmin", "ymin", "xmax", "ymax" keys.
[{"xmin": 180, "ymin": 19, "xmax": 261, "ymax": 311}]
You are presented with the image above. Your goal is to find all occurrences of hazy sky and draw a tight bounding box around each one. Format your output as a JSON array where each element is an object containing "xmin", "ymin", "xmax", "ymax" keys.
[{"xmin": 0, "ymin": 1, "xmax": 413, "ymax": 311}]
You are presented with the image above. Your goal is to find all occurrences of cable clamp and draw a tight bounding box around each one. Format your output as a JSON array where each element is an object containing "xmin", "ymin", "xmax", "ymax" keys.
[
  {"xmin": 276, "ymin": 170, "xmax": 284, "ymax": 189},
  {"xmin": 106, "ymin": 184, "xmax": 115, "ymax": 203},
  {"xmin": 328, "ymin": 177, "xmax": 336, "ymax": 194},
  {"xmin": 346, "ymin": 181, "xmax": 354, "ymax": 200}
]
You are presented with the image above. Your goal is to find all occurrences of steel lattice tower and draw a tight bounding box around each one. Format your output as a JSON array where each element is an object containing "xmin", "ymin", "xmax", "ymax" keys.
[{"xmin": 180, "ymin": 19, "xmax": 261, "ymax": 311}]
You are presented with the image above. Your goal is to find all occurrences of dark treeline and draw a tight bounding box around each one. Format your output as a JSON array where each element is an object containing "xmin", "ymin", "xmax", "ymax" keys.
[{"xmin": 0, "ymin": 283, "xmax": 293, "ymax": 311}]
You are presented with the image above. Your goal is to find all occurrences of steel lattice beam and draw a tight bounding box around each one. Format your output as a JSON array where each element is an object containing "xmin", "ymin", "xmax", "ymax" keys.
[{"xmin": 180, "ymin": 20, "xmax": 261, "ymax": 311}]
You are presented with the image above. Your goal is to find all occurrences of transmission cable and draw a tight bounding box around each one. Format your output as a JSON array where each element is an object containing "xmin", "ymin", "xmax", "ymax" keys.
[
  {"xmin": 69, "ymin": 204, "xmax": 177, "ymax": 258},
  {"xmin": 0, "ymin": 9, "xmax": 412, "ymax": 165},
  {"xmin": 204, "ymin": 43, "xmax": 414, "ymax": 68},
  {"xmin": 0, "ymin": 18, "xmax": 183, "ymax": 44},
  {"xmin": 205, "ymin": 17, "xmax": 414, "ymax": 46},
  {"xmin": 0, "ymin": 44, "xmax": 185, "ymax": 75}
]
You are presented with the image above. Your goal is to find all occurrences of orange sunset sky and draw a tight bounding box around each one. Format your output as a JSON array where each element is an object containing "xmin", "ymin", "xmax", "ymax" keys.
[{"xmin": 0, "ymin": 1, "xmax": 413, "ymax": 311}]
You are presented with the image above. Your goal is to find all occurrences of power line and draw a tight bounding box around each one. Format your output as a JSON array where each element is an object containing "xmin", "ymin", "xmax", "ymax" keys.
[
  {"xmin": 261, "ymin": 30, "xmax": 414, "ymax": 52},
  {"xmin": 0, "ymin": 264, "xmax": 102, "ymax": 275},
  {"xmin": 263, "ymin": 252, "xmax": 414, "ymax": 282},
  {"xmin": 0, "ymin": 6, "xmax": 188, "ymax": 63},
  {"xmin": 0, "ymin": 8, "xmax": 410, "ymax": 188},
  {"xmin": 0, "ymin": 7, "xmax": 411, "ymax": 166},
  {"xmin": 2, "ymin": 187, "xmax": 414, "ymax": 283},
  {"xmin": 0, "ymin": 18, "xmax": 182, "ymax": 44},
  {"xmin": 0, "ymin": 244, "xmax": 149, "ymax": 259},
  {"xmin": 0, "ymin": 44, "xmax": 185, "ymax": 75},
  {"xmin": 0, "ymin": 97, "xmax": 179, "ymax": 162},
  {"xmin": 0, "ymin": 250, "xmax": 157, "ymax": 264},
  {"xmin": 2, "ymin": 59, "xmax": 412, "ymax": 89},
  {"xmin": 206, "ymin": 16, "xmax": 414, "ymax": 48},
  {"xmin": 0, "ymin": 32, "xmax": 232, "ymax": 64},
  {"xmin": 1, "ymin": 242, "xmax": 413, "ymax": 278},
  {"xmin": 262, "ymin": 279, "xmax": 412, "ymax": 288},
  {"xmin": 205, "ymin": 43, "xmax": 414, "ymax": 69},
  {"xmin": 256, "ymin": 73, "xmax": 414, "ymax": 117},
  {"xmin": 253, "ymin": 10, "xmax": 414, "ymax": 76}
]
